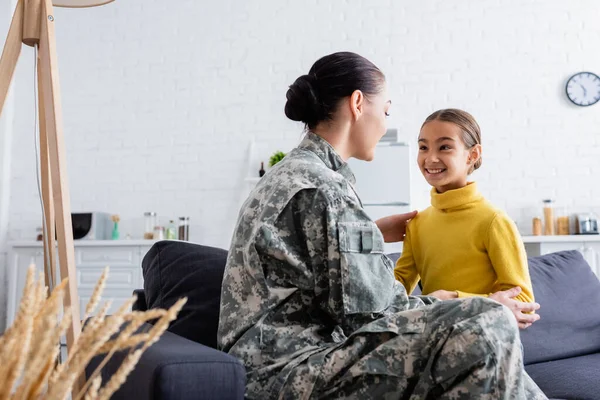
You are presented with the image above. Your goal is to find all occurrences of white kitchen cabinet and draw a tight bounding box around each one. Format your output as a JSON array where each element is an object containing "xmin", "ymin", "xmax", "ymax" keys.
[
  {"xmin": 523, "ymin": 235, "xmax": 600, "ymax": 277},
  {"xmin": 5, "ymin": 240, "xmax": 154, "ymax": 329}
]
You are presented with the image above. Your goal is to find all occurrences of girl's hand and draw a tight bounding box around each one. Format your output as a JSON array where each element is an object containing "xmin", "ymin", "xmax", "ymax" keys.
[
  {"xmin": 428, "ymin": 290, "xmax": 458, "ymax": 301},
  {"xmin": 375, "ymin": 211, "xmax": 418, "ymax": 243},
  {"xmin": 488, "ymin": 286, "xmax": 541, "ymax": 329}
]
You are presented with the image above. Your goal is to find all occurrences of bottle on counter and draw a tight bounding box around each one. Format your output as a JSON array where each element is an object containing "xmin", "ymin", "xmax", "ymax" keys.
[
  {"xmin": 178, "ymin": 217, "xmax": 190, "ymax": 241},
  {"xmin": 166, "ymin": 220, "xmax": 177, "ymax": 240}
]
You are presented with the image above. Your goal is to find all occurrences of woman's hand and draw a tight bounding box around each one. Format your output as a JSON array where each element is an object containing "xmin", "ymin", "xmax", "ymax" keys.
[
  {"xmin": 428, "ymin": 290, "xmax": 458, "ymax": 301},
  {"xmin": 488, "ymin": 286, "xmax": 541, "ymax": 329},
  {"xmin": 375, "ymin": 211, "xmax": 418, "ymax": 243}
]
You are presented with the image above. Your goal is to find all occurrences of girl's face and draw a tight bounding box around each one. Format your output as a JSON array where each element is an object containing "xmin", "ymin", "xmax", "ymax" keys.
[{"xmin": 417, "ymin": 120, "xmax": 480, "ymax": 193}]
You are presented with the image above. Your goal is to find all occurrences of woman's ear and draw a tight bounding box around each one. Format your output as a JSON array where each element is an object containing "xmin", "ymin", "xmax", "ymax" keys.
[
  {"xmin": 349, "ymin": 90, "xmax": 364, "ymax": 121},
  {"xmin": 468, "ymin": 144, "xmax": 482, "ymax": 165}
]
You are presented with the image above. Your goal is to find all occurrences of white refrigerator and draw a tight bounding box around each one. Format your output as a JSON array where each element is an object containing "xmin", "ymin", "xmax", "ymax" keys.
[{"xmin": 347, "ymin": 142, "xmax": 411, "ymax": 254}]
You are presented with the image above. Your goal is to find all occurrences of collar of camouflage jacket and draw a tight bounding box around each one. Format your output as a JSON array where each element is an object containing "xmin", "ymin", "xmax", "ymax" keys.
[{"xmin": 298, "ymin": 132, "xmax": 356, "ymax": 184}]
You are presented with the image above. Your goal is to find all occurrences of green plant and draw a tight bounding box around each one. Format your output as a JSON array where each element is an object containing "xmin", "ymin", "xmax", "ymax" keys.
[{"xmin": 269, "ymin": 151, "xmax": 286, "ymax": 167}]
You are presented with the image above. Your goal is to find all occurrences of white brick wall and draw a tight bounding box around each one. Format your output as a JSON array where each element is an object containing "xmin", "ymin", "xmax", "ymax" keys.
[{"xmin": 3, "ymin": 0, "xmax": 600, "ymax": 248}]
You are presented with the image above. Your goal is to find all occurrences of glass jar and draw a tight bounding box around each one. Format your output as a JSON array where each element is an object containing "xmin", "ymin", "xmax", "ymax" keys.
[
  {"xmin": 526, "ymin": 206, "xmax": 543, "ymax": 236},
  {"xmin": 178, "ymin": 217, "xmax": 190, "ymax": 241},
  {"xmin": 153, "ymin": 226, "xmax": 165, "ymax": 241},
  {"xmin": 532, "ymin": 215, "xmax": 542, "ymax": 236},
  {"xmin": 542, "ymin": 200, "xmax": 555, "ymax": 235},
  {"xmin": 144, "ymin": 212, "xmax": 157, "ymax": 240},
  {"xmin": 556, "ymin": 206, "xmax": 570, "ymax": 235}
]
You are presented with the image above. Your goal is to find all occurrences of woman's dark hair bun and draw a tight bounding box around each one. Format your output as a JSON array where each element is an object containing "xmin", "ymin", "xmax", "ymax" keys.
[{"xmin": 284, "ymin": 74, "xmax": 322, "ymax": 127}]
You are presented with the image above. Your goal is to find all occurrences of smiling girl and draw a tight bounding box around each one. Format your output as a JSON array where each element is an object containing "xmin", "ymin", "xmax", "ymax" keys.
[{"xmin": 394, "ymin": 108, "xmax": 538, "ymax": 328}]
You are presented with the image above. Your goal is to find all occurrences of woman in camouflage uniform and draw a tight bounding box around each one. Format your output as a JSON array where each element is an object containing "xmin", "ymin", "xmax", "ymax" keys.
[{"xmin": 218, "ymin": 52, "xmax": 546, "ymax": 399}]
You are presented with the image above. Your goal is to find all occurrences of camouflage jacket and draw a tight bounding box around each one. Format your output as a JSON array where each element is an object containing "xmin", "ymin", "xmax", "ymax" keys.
[{"xmin": 218, "ymin": 132, "xmax": 435, "ymax": 397}]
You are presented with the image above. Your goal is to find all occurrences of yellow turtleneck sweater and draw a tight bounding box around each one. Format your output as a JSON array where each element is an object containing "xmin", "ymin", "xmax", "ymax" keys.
[{"xmin": 394, "ymin": 182, "xmax": 535, "ymax": 303}]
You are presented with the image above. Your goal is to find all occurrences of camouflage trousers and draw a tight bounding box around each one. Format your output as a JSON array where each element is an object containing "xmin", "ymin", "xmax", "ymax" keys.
[{"xmin": 280, "ymin": 298, "xmax": 547, "ymax": 400}]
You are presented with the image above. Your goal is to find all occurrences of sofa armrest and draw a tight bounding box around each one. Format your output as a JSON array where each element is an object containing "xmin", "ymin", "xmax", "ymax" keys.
[
  {"xmin": 86, "ymin": 323, "xmax": 246, "ymax": 400},
  {"xmin": 132, "ymin": 289, "xmax": 147, "ymax": 311}
]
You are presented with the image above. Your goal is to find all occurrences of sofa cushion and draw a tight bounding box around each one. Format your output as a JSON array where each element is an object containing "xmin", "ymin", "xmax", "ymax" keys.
[
  {"xmin": 520, "ymin": 250, "xmax": 600, "ymax": 365},
  {"xmin": 142, "ymin": 240, "xmax": 228, "ymax": 348},
  {"xmin": 525, "ymin": 352, "xmax": 600, "ymax": 400},
  {"xmin": 86, "ymin": 324, "xmax": 246, "ymax": 400}
]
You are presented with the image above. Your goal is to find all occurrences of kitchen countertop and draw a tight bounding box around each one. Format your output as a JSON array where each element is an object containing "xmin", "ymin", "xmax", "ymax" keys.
[
  {"xmin": 10, "ymin": 236, "xmax": 600, "ymax": 247},
  {"xmin": 8, "ymin": 240, "xmax": 160, "ymax": 247},
  {"xmin": 522, "ymin": 235, "xmax": 600, "ymax": 243}
]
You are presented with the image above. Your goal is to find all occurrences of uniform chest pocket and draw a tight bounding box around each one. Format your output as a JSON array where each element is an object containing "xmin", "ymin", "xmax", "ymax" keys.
[{"xmin": 338, "ymin": 221, "xmax": 395, "ymax": 315}]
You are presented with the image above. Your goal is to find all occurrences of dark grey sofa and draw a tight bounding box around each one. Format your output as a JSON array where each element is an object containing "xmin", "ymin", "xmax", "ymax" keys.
[
  {"xmin": 86, "ymin": 242, "xmax": 246, "ymax": 400},
  {"xmin": 86, "ymin": 241, "xmax": 600, "ymax": 400}
]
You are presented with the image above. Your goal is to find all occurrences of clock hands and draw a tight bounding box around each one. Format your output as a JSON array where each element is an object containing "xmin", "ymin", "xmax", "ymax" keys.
[{"xmin": 567, "ymin": 72, "xmax": 600, "ymax": 106}]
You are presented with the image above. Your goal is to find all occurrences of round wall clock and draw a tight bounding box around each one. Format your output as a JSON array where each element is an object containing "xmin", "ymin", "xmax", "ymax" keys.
[{"xmin": 566, "ymin": 72, "xmax": 600, "ymax": 107}]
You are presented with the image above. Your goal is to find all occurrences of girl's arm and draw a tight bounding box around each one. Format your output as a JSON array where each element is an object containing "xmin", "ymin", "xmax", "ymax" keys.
[
  {"xmin": 394, "ymin": 223, "xmax": 420, "ymax": 294},
  {"xmin": 485, "ymin": 213, "xmax": 535, "ymax": 303}
]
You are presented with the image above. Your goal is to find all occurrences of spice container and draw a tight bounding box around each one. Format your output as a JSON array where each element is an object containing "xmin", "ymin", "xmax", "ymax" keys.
[
  {"xmin": 153, "ymin": 226, "xmax": 165, "ymax": 240},
  {"xmin": 526, "ymin": 206, "xmax": 543, "ymax": 236},
  {"xmin": 532, "ymin": 217, "xmax": 542, "ymax": 236},
  {"xmin": 556, "ymin": 207, "xmax": 570, "ymax": 235},
  {"xmin": 144, "ymin": 212, "xmax": 157, "ymax": 240},
  {"xmin": 178, "ymin": 217, "xmax": 190, "ymax": 241},
  {"xmin": 543, "ymin": 200, "xmax": 555, "ymax": 235}
]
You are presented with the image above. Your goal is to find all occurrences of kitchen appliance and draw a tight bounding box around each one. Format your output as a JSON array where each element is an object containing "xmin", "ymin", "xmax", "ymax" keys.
[
  {"xmin": 71, "ymin": 212, "xmax": 112, "ymax": 240},
  {"xmin": 575, "ymin": 213, "xmax": 599, "ymax": 235}
]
